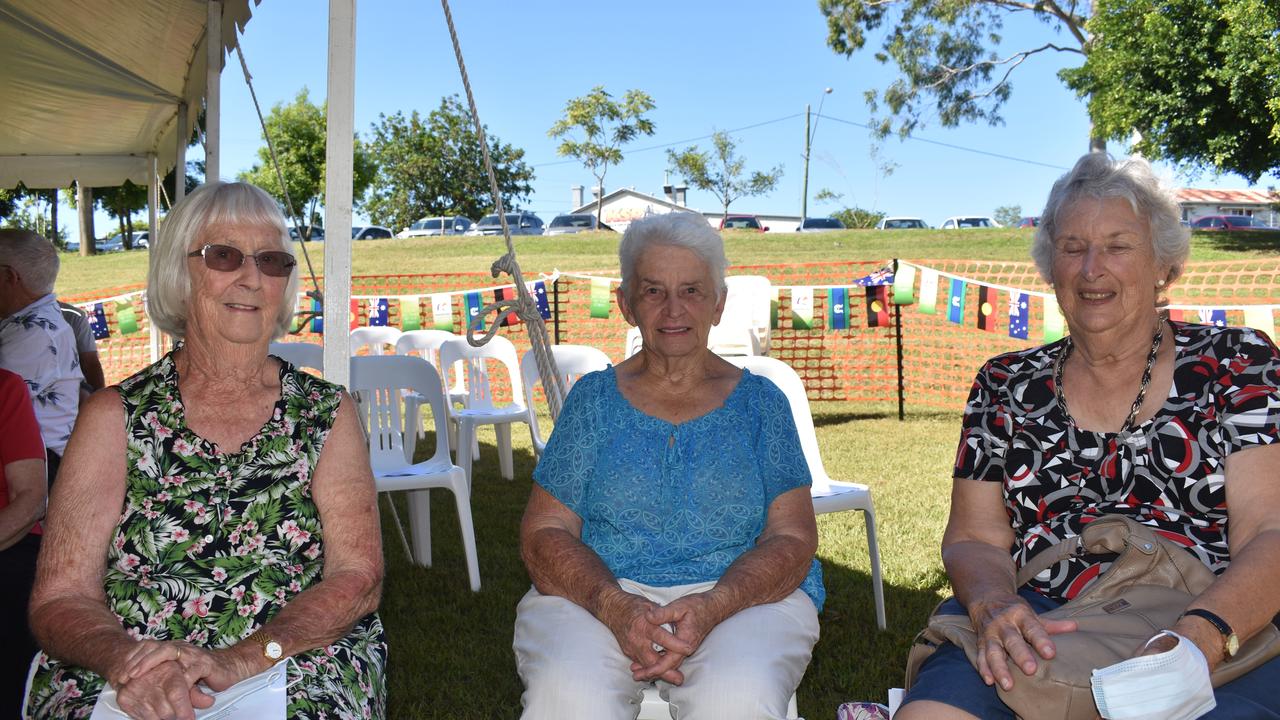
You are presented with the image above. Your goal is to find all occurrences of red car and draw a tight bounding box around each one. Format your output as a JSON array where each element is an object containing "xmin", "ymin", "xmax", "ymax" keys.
[
  {"xmin": 720, "ymin": 214, "xmax": 769, "ymax": 232},
  {"xmin": 1191, "ymin": 215, "xmax": 1278, "ymax": 231}
]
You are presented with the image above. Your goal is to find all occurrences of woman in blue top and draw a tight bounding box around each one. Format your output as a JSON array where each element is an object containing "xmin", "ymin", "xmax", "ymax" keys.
[{"xmin": 514, "ymin": 212, "xmax": 823, "ymax": 719}]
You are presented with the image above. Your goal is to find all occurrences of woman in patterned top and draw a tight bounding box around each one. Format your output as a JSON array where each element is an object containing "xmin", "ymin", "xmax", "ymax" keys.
[
  {"xmin": 24, "ymin": 182, "xmax": 386, "ymax": 719},
  {"xmin": 899, "ymin": 154, "xmax": 1280, "ymax": 719},
  {"xmin": 514, "ymin": 212, "xmax": 822, "ymax": 719}
]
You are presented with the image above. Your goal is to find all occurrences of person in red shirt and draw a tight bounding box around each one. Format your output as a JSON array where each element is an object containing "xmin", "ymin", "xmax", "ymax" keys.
[{"xmin": 0, "ymin": 367, "xmax": 47, "ymax": 715}]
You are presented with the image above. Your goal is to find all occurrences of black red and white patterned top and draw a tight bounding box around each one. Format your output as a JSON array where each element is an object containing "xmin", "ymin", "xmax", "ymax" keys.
[{"xmin": 955, "ymin": 322, "xmax": 1280, "ymax": 602}]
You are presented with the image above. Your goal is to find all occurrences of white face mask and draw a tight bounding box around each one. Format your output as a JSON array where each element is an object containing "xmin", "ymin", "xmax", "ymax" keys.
[{"xmin": 1090, "ymin": 631, "xmax": 1216, "ymax": 720}]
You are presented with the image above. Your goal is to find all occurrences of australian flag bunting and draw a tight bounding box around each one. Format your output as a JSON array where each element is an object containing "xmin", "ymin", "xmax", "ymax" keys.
[
  {"xmin": 1007, "ymin": 291, "xmax": 1029, "ymax": 339},
  {"xmin": 368, "ymin": 297, "xmax": 389, "ymax": 326},
  {"xmin": 89, "ymin": 303, "xmax": 110, "ymax": 339},
  {"xmin": 852, "ymin": 267, "xmax": 895, "ymax": 287},
  {"xmin": 532, "ymin": 281, "xmax": 552, "ymax": 320}
]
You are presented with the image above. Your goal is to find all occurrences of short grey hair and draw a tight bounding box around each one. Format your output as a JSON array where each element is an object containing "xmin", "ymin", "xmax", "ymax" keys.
[
  {"xmin": 147, "ymin": 182, "xmax": 297, "ymax": 340},
  {"xmin": 0, "ymin": 228, "xmax": 59, "ymax": 295},
  {"xmin": 618, "ymin": 212, "xmax": 729, "ymax": 299},
  {"xmin": 1032, "ymin": 153, "xmax": 1190, "ymax": 284}
]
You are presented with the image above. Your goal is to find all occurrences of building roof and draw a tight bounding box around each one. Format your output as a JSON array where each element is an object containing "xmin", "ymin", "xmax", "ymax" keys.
[
  {"xmin": 570, "ymin": 187, "xmax": 695, "ymax": 215},
  {"xmin": 1175, "ymin": 188, "xmax": 1279, "ymax": 205}
]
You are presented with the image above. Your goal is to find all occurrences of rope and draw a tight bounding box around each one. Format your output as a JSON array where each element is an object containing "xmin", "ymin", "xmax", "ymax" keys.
[
  {"xmin": 234, "ymin": 43, "xmax": 324, "ymax": 332},
  {"xmin": 438, "ymin": 0, "xmax": 567, "ymax": 420}
]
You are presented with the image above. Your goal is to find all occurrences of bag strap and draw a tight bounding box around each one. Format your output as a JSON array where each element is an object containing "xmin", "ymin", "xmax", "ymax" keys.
[{"xmin": 1014, "ymin": 515, "xmax": 1165, "ymax": 588}]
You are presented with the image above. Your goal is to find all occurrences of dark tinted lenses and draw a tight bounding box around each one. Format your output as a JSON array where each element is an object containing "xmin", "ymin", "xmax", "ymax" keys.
[{"xmin": 192, "ymin": 244, "xmax": 296, "ymax": 277}]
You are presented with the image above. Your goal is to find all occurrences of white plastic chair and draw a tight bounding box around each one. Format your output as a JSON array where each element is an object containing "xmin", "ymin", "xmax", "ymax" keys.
[
  {"xmin": 638, "ymin": 688, "xmax": 797, "ymax": 719},
  {"xmin": 350, "ymin": 326, "xmax": 403, "ymax": 356},
  {"xmin": 624, "ymin": 326, "xmax": 645, "ymax": 359},
  {"xmin": 727, "ymin": 354, "xmax": 886, "ymax": 630},
  {"xmin": 268, "ymin": 341, "xmax": 324, "ymax": 373},
  {"xmin": 439, "ymin": 335, "xmax": 532, "ymax": 484},
  {"xmin": 519, "ymin": 344, "xmax": 612, "ymax": 457},
  {"xmin": 396, "ymin": 329, "xmax": 472, "ymax": 460},
  {"xmin": 348, "ymin": 355, "xmax": 480, "ymax": 591},
  {"xmin": 708, "ymin": 275, "xmax": 773, "ymax": 357}
]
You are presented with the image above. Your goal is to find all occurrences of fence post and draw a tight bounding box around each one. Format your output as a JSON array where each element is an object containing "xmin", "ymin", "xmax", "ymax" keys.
[
  {"xmin": 552, "ymin": 278, "xmax": 562, "ymax": 345},
  {"xmin": 893, "ymin": 259, "xmax": 905, "ymax": 421}
]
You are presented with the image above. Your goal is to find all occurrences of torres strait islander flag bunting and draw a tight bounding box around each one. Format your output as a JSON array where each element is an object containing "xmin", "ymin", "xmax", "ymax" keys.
[
  {"xmin": 947, "ymin": 279, "xmax": 967, "ymax": 324},
  {"xmin": 828, "ymin": 287, "xmax": 849, "ymax": 330}
]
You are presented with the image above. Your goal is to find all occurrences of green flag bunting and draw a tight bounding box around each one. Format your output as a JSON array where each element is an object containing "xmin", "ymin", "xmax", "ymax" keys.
[{"xmin": 589, "ymin": 277, "xmax": 612, "ymax": 319}]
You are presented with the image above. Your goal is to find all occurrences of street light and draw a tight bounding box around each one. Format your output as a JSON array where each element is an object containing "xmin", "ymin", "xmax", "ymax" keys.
[{"xmin": 801, "ymin": 87, "xmax": 833, "ymax": 224}]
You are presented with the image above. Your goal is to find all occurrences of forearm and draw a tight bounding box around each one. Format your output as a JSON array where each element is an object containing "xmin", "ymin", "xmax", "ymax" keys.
[
  {"xmin": 0, "ymin": 497, "xmax": 43, "ymax": 550},
  {"xmin": 227, "ymin": 566, "xmax": 382, "ymax": 673},
  {"xmin": 29, "ymin": 594, "xmax": 138, "ymax": 683},
  {"xmin": 942, "ymin": 539, "xmax": 1019, "ymax": 614},
  {"xmin": 699, "ymin": 533, "xmax": 815, "ymax": 625},
  {"xmin": 1180, "ymin": 530, "xmax": 1280, "ymax": 653},
  {"xmin": 522, "ymin": 526, "xmax": 629, "ymax": 620}
]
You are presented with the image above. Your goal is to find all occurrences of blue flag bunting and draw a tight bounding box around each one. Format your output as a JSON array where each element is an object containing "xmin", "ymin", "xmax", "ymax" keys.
[
  {"xmin": 464, "ymin": 292, "xmax": 485, "ymax": 331},
  {"xmin": 368, "ymin": 297, "xmax": 389, "ymax": 326},
  {"xmin": 533, "ymin": 281, "xmax": 552, "ymax": 320},
  {"xmin": 310, "ymin": 298, "xmax": 324, "ymax": 334},
  {"xmin": 1200, "ymin": 308, "xmax": 1228, "ymax": 327},
  {"xmin": 1007, "ymin": 291, "xmax": 1029, "ymax": 339},
  {"xmin": 89, "ymin": 302, "xmax": 110, "ymax": 339},
  {"xmin": 947, "ymin": 279, "xmax": 966, "ymax": 324},
  {"xmin": 828, "ymin": 287, "xmax": 849, "ymax": 330}
]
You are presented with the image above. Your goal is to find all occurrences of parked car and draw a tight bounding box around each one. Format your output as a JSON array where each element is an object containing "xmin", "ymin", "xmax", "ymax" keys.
[
  {"xmin": 798, "ymin": 217, "xmax": 845, "ymax": 232},
  {"xmin": 288, "ymin": 226, "xmax": 325, "ymax": 242},
  {"xmin": 397, "ymin": 215, "xmax": 473, "ymax": 238},
  {"xmin": 875, "ymin": 217, "xmax": 929, "ymax": 230},
  {"xmin": 1190, "ymin": 215, "xmax": 1279, "ymax": 231},
  {"xmin": 546, "ymin": 213, "xmax": 609, "ymax": 235},
  {"xmin": 720, "ymin": 214, "xmax": 768, "ymax": 232},
  {"xmin": 940, "ymin": 216, "xmax": 1000, "ymax": 229},
  {"xmin": 352, "ymin": 225, "xmax": 394, "ymax": 240},
  {"xmin": 1017, "ymin": 216, "xmax": 1040, "ymax": 228},
  {"xmin": 469, "ymin": 211, "xmax": 544, "ymax": 236}
]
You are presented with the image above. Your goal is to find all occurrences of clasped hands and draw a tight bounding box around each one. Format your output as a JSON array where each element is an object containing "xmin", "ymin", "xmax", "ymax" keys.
[
  {"xmin": 105, "ymin": 640, "xmax": 259, "ymax": 720},
  {"xmin": 602, "ymin": 590, "xmax": 723, "ymax": 686}
]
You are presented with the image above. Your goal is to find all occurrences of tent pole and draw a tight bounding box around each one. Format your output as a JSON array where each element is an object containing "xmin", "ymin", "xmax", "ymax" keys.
[
  {"xmin": 175, "ymin": 102, "xmax": 188, "ymax": 202},
  {"xmin": 205, "ymin": 1, "xmax": 222, "ymax": 182},
  {"xmin": 322, "ymin": 0, "xmax": 356, "ymax": 386},
  {"xmin": 148, "ymin": 154, "xmax": 163, "ymax": 362}
]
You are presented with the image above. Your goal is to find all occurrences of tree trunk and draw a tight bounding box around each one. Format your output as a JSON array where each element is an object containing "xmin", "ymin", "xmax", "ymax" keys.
[
  {"xmin": 77, "ymin": 182, "xmax": 95, "ymax": 256},
  {"xmin": 1089, "ymin": 120, "xmax": 1107, "ymax": 153},
  {"xmin": 49, "ymin": 189, "xmax": 58, "ymax": 244}
]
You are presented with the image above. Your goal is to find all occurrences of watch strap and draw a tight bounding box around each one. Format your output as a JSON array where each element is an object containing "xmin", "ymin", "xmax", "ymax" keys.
[{"xmin": 1182, "ymin": 608, "xmax": 1237, "ymax": 656}]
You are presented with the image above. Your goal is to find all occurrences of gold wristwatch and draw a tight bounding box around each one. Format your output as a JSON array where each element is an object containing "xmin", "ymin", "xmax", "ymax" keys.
[
  {"xmin": 247, "ymin": 630, "xmax": 284, "ymax": 661},
  {"xmin": 1182, "ymin": 608, "xmax": 1239, "ymax": 658}
]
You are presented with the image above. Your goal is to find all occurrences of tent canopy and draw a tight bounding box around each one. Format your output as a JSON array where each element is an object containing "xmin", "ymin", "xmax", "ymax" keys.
[{"xmin": 0, "ymin": 0, "xmax": 257, "ymax": 188}]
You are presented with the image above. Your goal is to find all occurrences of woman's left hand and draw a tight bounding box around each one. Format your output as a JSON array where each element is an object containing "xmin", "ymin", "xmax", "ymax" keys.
[{"xmin": 630, "ymin": 592, "xmax": 724, "ymax": 684}]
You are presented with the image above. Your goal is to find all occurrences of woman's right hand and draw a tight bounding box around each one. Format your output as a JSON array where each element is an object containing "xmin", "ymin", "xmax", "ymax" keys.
[
  {"xmin": 113, "ymin": 660, "xmax": 214, "ymax": 720},
  {"xmin": 969, "ymin": 592, "xmax": 1077, "ymax": 690},
  {"xmin": 598, "ymin": 589, "xmax": 690, "ymax": 682}
]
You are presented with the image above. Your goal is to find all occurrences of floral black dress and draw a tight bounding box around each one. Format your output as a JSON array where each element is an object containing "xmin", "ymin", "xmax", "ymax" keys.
[{"xmin": 24, "ymin": 353, "xmax": 387, "ymax": 719}]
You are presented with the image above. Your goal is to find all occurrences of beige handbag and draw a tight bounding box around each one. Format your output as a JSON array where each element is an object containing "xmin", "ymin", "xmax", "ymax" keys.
[{"xmin": 904, "ymin": 515, "xmax": 1280, "ymax": 720}]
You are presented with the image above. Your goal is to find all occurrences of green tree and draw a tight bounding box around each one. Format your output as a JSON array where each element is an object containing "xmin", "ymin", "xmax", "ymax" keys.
[
  {"xmin": 97, "ymin": 181, "xmax": 149, "ymax": 249},
  {"xmin": 833, "ymin": 206, "xmax": 885, "ymax": 229},
  {"xmin": 365, "ymin": 96, "xmax": 535, "ymax": 232},
  {"xmin": 0, "ymin": 187, "xmax": 18, "ymax": 219},
  {"xmin": 1062, "ymin": 0, "xmax": 1280, "ymax": 182},
  {"xmin": 993, "ymin": 204, "xmax": 1022, "ymax": 228},
  {"xmin": 548, "ymin": 86, "xmax": 656, "ymax": 219},
  {"xmin": 667, "ymin": 131, "xmax": 784, "ymax": 222},
  {"xmin": 238, "ymin": 88, "xmax": 375, "ymax": 233},
  {"xmin": 820, "ymin": 0, "xmax": 1094, "ymax": 147}
]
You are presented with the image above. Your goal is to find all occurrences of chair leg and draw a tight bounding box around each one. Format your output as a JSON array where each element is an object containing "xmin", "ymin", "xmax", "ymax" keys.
[
  {"xmin": 495, "ymin": 422, "xmax": 513, "ymax": 481},
  {"xmin": 449, "ymin": 475, "xmax": 481, "ymax": 592},
  {"xmin": 456, "ymin": 422, "xmax": 475, "ymax": 491},
  {"xmin": 406, "ymin": 488, "xmax": 432, "ymax": 567},
  {"xmin": 863, "ymin": 505, "xmax": 887, "ymax": 631},
  {"xmin": 403, "ymin": 397, "xmax": 421, "ymax": 463}
]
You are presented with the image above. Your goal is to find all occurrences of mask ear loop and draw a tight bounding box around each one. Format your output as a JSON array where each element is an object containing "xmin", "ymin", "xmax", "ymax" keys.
[{"xmin": 1141, "ymin": 629, "xmax": 1182, "ymax": 652}]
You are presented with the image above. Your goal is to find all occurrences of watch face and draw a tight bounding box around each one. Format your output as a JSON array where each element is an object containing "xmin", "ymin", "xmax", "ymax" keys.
[
  {"xmin": 265, "ymin": 641, "xmax": 283, "ymax": 660},
  {"xmin": 1227, "ymin": 634, "xmax": 1240, "ymax": 657}
]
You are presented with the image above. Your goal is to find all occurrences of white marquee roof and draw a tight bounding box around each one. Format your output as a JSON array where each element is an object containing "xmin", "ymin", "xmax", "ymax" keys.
[{"xmin": 0, "ymin": 0, "xmax": 257, "ymax": 188}]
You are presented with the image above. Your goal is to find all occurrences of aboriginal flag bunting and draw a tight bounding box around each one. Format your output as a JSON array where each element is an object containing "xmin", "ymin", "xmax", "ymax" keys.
[{"xmin": 865, "ymin": 285, "xmax": 890, "ymax": 327}]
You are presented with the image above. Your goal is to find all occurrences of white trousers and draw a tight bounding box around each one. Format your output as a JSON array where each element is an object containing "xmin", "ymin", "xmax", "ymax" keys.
[{"xmin": 513, "ymin": 579, "xmax": 820, "ymax": 720}]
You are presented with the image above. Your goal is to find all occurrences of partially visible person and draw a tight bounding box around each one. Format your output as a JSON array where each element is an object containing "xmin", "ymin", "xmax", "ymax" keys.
[
  {"xmin": 515, "ymin": 212, "xmax": 822, "ymax": 719},
  {"xmin": 58, "ymin": 301, "xmax": 106, "ymax": 394},
  {"xmin": 0, "ymin": 368, "xmax": 46, "ymax": 716},
  {"xmin": 24, "ymin": 182, "xmax": 386, "ymax": 719},
  {"xmin": 0, "ymin": 229, "xmax": 79, "ymax": 482},
  {"xmin": 899, "ymin": 153, "xmax": 1280, "ymax": 719}
]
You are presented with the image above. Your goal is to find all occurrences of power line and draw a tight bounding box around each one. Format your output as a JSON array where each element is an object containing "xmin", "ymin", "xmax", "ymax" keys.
[{"xmin": 818, "ymin": 114, "xmax": 1070, "ymax": 170}]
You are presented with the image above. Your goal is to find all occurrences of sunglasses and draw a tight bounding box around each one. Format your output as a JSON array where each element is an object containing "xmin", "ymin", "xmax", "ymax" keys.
[{"xmin": 187, "ymin": 244, "xmax": 296, "ymax": 278}]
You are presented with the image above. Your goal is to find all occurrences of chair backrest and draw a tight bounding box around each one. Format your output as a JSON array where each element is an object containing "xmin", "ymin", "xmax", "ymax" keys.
[
  {"xmin": 350, "ymin": 326, "xmax": 403, "ymax": 356},
  {"xmin": 624, "ymin": 326, "xmax": 644, "ymax": 359},
  {"xmin": 520, "ymin": 344, "xmax": 612, "ymax": 449},
  {"xmin": 348, "ymin": 355, "xmax": 451, "ymax": 472},
  {"xmin": 713, "ymin": 275, "xmax": 772, "ymax": 355},
  {"xmin": 439, "ymin": 335, "xmax": 525, "ymax": 413},
  {"xmin": 269, "ymin": 341, "xmax": 324, "ymax": 373},
  {"xmin": 726, "ymin": 355, "xmax": 832, "ymax": 490},
  {"xmin": 395, "ymin": 329, "xmax": 466, "ymax": 395}
]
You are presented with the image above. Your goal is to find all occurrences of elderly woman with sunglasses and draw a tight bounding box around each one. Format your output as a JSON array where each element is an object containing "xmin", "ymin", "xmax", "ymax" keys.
[{"xmin": 23, "ymin": 182, "xmax": 386, "ymax": 720}]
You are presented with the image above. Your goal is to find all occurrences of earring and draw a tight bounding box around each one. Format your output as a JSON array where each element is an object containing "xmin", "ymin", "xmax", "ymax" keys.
[{"xmin": 1156, "ymin": 280, "xmax": 1165, "ymax": 288}]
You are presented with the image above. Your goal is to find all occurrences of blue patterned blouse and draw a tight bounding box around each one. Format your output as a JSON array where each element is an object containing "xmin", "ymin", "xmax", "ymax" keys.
[{"xmin": 534, "ymin": 366, "xmax": 824, "ymax": 610}]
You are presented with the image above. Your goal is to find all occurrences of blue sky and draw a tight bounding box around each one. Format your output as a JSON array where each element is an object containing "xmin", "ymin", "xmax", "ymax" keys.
[{"xmin": 73, "ymin": 0, "xmax": 1274, "ymax": 238}]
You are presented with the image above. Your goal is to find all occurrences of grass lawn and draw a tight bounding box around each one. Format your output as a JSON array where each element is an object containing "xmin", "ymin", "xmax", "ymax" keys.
[{"xmin": 52, "ymin": 228, "xmax": 1277, "ymax": 717}]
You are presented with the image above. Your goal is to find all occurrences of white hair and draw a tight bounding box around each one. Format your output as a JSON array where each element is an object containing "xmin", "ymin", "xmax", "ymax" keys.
[
  {"xmin": 1032, "ymin": 153, "xmax": 1190, "ymax": 284},
  {"xmin": 618, "ymin": 212, "xmax": 729, "ymax": 299},
  {"xmin": 0, "ymin": 229, "xmax": 59, "ymax": 295},
  {"xmin": 147, "ymin": 182, "xmax": 297, "ymax": 340}
]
